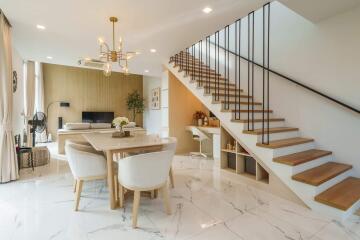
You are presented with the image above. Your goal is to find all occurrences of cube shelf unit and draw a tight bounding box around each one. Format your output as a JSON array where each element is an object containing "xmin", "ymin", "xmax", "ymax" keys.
[{"xmin": 220, "ymin": 126, "xmax": 269, "ymax": 184}]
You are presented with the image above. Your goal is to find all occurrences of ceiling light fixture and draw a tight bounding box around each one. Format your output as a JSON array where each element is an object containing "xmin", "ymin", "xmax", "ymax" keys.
[
  {"xmin": 36, "ymin": 24, "xmax": 46, "ymax": 30},
  {"xmin": 144, "ymin": 70, "xmax": 149, "ymax": 73},
  {"xmin": 202, "ymin": 7, "xmax": 213, "ymax": 14},
  {"xmin": 91, "ymin": 17, "xmax": 139, "ymax": 76},
  {"xmin": 150, "ymin": 49, "xmax": 157, "ymax": 53},
  {"xmin": 46, "ymin": 56, "xmax": 53, "ymax": 59}
]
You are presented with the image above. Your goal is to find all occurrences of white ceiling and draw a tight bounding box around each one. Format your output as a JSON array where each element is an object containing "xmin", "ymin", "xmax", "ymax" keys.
[
  {"xmin": 0, "ymin": 0, "xmax": 267, "ymax": 77},
  {"xmin": 278, "ymin": 0, "xmax": 360, "ymax": 23}
]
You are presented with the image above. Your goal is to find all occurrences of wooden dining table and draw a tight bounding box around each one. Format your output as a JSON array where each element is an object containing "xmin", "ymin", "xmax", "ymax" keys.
[{"xmin": 82, "ymin": 132, "xmax": 174, "ymax": 209}]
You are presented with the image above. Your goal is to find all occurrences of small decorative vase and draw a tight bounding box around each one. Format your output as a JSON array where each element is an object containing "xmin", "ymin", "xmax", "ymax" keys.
[{"xmin": 197, "ymin": 118, "xmax": 203, "ymax": 126}]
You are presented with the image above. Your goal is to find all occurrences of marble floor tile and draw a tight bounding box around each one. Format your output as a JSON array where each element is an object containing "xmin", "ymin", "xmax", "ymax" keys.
[{"xmin": 0, "ymin": 153, "xmax": 359, "ymax": 240}]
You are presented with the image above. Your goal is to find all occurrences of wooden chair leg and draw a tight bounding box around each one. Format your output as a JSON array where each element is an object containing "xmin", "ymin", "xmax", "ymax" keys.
[
  {"xmin": 73, "ymin": 180, "xmax": 77, "ymax": 193},
  {"xmin": 74, "ymin": 179, "xmax": 83, "ymax": 211},
  {"xmin": 132, "ymin": 190, "xmax": 141, "ymax": 228},
  {"xmin": 169, "ymin": 167, "xmax": 175, "ymax": 188},
  {"xmin": 119, "ymin": 184, "xmax": 124, "ymax": 208},
  {"xmin": 161, "ymin": 184, "xmax": 171, "ymax": 215},
  {"xmin": 114, "ymin": 175, "xmax": 118, "ymax": 202}
]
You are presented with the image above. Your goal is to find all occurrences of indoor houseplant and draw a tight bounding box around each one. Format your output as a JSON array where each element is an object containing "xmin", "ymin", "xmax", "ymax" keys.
[{"xmin": 126, "ymin": 90, "xmax": 145, "ymax": 123}]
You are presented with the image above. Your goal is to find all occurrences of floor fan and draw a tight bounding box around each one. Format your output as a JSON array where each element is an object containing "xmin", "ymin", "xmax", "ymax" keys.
[{"xmin": 28, "ymin": 112, "xmax": 47, "ymax": 147}]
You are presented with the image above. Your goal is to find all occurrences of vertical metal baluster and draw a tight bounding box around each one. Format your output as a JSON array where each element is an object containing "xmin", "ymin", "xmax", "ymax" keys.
[
  {"xmin": 200, "ymin": 40, "xmax": 203, "ymax": 88},
  {"xmin": 267, "ymin": 3, "xmax": 271, "ymax": 144},
  {"xmin": 224, "ymin": 27, "xmax": 227, "ymax": 110},
  {"xmin": 262, "ymin": 5, "xmax": 265, "ymax": 144},
  {"xmin": 192, "ymin": 44, "xmax": 195, "ymax": 81},
  {"xmin": 226, "ymin": 25, "xmax": 230, "ymax": 109},
  {"xmin": 235, "ymin": 21, "xmax": 238, "ymax": 119},
  {"xmin": 247, "ymin": 13, "xmax": 251, "ymax": 130},
  {"xmin": 251, "ymin": 12, "xmax": 255, "ymax": 131},
  {"xmin": 215, "ymin": 32, "xmax": 217, "ymax": 101},
  {"xmin": 239, "ymin": 19, "xmax": 242, "ymax": 120},
  {"xmin": 217, "ymin": 31, "xmax": 220, "ymax": 102}
]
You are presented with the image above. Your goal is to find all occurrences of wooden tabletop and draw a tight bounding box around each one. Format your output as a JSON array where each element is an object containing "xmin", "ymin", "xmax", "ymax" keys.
[{"xmin": 82, "ymin": 133, "xmax": 173, "ymax": 151}]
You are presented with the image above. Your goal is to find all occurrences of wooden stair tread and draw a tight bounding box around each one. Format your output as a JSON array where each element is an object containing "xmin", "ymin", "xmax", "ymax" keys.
[
  {"xmin": 214, "ymin": 100, "xmax": 262, "ymax": 105},
  {"xmin": 315, "ymin": 177, "xmax": 360, "ymax": 211},
  {"xmin": 212, "ymin": 93, "xmax": 252, "ymax": 98},
  {"xmin": 231, "ymin": 118, "xmax": 285, "ymax": 123},
  {"xmin": 256, "ymin": 137, "xmax": 314, "ymax": 149},
  {"xmin": 230, "ymin": 109, "xmax": 273, "ymax": 113},
  {"xmin": 292, "ymin": 162, "xmax": 352, "ymax": 186},
  {"xmin": 243, "ymin": 127, "xmax": 299, "ymax": 135},
  {"xmin": 273, "ymin": 149, "xmax": 332, "ymax": 166}
]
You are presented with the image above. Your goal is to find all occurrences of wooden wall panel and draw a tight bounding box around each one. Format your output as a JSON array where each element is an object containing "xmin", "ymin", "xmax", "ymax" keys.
[
  {"xmin": 43, "ymin": 64, "xmax": 143, "ymax": 139},
  {"xmin": 168, "ymin": 72, "xmax": 209, "ymax": 154}
]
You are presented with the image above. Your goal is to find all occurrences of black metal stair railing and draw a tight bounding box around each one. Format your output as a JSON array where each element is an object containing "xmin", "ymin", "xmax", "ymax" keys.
[{"xmin": 170, "ymin": 2, "xmax": 273, "ymax": 145}]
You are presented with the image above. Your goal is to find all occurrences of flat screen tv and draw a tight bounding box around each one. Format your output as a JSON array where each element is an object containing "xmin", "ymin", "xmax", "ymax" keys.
[{"xmin": 82, "ymin": 111, "xmax": 114, "ymax": 123}]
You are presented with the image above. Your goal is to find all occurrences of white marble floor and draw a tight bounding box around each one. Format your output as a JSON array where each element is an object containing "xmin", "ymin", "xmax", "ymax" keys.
[{"xmin": 0, "ymin": 155, "xmax": 359, "ymax": 240}]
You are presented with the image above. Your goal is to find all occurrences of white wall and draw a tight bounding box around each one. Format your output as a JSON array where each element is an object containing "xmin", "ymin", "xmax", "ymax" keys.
[
  {"xmin": 143, "ymin": 75, "xmax": 162, "ymax": 134},
  {"xmin": 12, "ymin": 47, "xmax": 25, "ymax": 136},
  {"xmin": 190, "ymin": 1, "xmax": 360, "ymax": 174}
]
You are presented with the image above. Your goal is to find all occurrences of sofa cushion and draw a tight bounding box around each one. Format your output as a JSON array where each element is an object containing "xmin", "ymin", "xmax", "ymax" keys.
[
  {"xmin": 64, "ymin": 122, "xmax": 90, "ymax": 130},
  {"xmin": 90, "ymin": 123, "xmax": 112, "ymax": 129}
]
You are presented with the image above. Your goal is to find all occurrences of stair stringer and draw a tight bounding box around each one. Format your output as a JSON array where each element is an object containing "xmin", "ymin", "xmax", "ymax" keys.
[{"xmin": 167, "ymin": 63, "xmax": 360, "ymax": 221}]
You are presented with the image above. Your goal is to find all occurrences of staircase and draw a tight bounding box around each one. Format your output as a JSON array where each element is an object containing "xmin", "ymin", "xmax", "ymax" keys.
[{"xmin": 167, "ymin": 51, "xmax": 360, "ymax": 221}]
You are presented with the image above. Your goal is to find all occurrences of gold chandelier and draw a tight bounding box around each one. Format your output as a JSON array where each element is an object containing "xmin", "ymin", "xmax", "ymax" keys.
[{"xmin": 98, "ymin": 17, "xmax": 139, "ymax": 76}]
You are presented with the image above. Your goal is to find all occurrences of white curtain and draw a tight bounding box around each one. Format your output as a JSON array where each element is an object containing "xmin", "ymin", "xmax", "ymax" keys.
[
  {"xmin": 0, "ymin": 12, "xmax": 18, "ymax": 182},
  {"xmin": 24, "ymin": 61, "xmax": 35, "ymax": 147},
  {"xmin": 34, "ymin": 62, "xmax": 46, "ymax": 143}
]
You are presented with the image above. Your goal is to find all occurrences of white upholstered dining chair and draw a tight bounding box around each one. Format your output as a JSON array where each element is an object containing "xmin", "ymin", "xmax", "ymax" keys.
[
  {"xmin": 117, "ymin": 150, "xmax": 173, "ymax": 228},
  {"xmin": 162, "ymin": 137, "xmax": 177, "ymax": 188},
  {"xmin": 65, "ymin": 140, "xmax": 107, "ymax": 211}
]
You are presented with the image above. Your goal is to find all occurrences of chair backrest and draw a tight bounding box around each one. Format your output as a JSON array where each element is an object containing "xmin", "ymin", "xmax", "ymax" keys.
[
  {"xmin": 117, "ymin": 150, "xmax": 173, "ymax": 190},
  {"xmin": 65, "ymin": 141, "xmax": 106, "ymax": 179},
  {"xmin": 189, "ymin": 126, "xmax": 208, "ymax": 141}
]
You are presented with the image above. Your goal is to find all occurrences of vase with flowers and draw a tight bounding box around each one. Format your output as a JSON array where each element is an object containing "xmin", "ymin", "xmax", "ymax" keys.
[
  {"xmin": 193, "ymin": 111, "xmax": 206, "ymax": 126},
  {"xmin": 112, "ymin": 117, "xmax": 129, "ymax": 137}
]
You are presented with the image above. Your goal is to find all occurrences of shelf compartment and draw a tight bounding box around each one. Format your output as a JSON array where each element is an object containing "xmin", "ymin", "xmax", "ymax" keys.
[{"xmin": 256, "ymin": 162, "xmax": 269, "ymax": 184}]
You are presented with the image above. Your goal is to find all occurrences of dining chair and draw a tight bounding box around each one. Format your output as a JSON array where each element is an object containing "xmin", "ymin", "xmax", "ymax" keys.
[
  {"xmin": 189, "ymin": 126, "xmax": 208, "ymax": 158},
  {"xmin": 162, "ymin": 137, "xmax": 177, "ymax": 188},
  {"xmin": 117, "ymin": 150, "xmax": 173, "ymax": 228},
  {"xmin": 65, "ymin": 140, "xmax": 107, "ymax": 211}
]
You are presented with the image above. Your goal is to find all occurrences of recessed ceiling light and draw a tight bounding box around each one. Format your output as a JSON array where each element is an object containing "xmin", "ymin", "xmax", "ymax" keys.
[
  {"xmin": 46, "ymin": 56, "xmax": 53, "ymax": 60},
  {"xmin": 202, "ymin": 7, "xmax": 213, "ymax": 14},
  {"xmin": 144, "ymin": 70, "xmax": 149, "ymax": 73},
  {"xmin": 36, "ymin": 24, "xmax": 46, "ymax": 30},
  {"xmin": 150, "ymin": 49, "xmax": 157, "ymax": 53}
]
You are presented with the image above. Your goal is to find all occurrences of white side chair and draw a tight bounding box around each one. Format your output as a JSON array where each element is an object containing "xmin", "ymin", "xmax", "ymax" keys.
[
  {"xmin": 189, "ymin": 126, "xmax": 209, "ymax": 158},
  {"xmin": 162, "ymin": 137, "xmax": 177, "ymax": 188},
  {"xmin": 65, "ymin": 141, "xmax": 107, "ymax": 211},
  {"xmin": 117, "ymin": 150, "xmax": 173, "ymax": 228}
]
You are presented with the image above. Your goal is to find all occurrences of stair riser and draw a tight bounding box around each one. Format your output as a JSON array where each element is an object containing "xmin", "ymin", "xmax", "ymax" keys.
[
  {"xmin": 218, "ymin": 103, "xmax": 263, "ymax": 110},
  {"xmin": 272, "ymin": 142, "xmax": 315, "ymax": 158},
  {"xmin": 211, "ymin": 96, "xmax": 252, "ymax": 101},
  {"xmin": 231, "ymin": 112, "xmax": 274, "ymax": 119},
  {"xmin": 255, "ymin": 131, "xmax": 299, "ymax": 142},
  {"xmin": 198, "ymin": 88, "xmax": 242, "ymax": 94},
  {"xmin": 191, "ymin": 81, "xmax": 235, "ymax": 87},
  {"xmin": 291, "ymin": 155, "xmax": 333, "ymax": 175},
  {"xmin": 243, "ymin": 121, "xmax": 285, "ymax": 130}
]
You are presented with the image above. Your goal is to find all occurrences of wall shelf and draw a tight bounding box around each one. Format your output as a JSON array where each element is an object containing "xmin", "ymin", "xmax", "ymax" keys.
[{"xmin": 220, "ymin": 126, "xmax": 269, "ymax": 185}]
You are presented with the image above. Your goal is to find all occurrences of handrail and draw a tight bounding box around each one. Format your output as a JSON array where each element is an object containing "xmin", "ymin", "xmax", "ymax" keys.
[{"xmin": 211, "ymin": 42, "xmax": 360, "ymax": 115}]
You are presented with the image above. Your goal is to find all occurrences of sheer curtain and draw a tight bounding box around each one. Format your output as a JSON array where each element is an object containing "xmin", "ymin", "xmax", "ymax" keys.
[
  {"xmin": 0, "ymin": 12, "xmax": 18, "ymax": 182},
  {"xmin": 24, "ymin": 61, "xmax": 35, "ymax": 147},
  {"xmin": 34, "ymin": 62, "xmax": 47, "ymax": 143}
]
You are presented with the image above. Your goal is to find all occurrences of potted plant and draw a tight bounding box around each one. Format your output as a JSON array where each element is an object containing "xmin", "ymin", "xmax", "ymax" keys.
[{"xmin": 126, "ymin": 90, "xmax": 145, "ymax": 123}]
